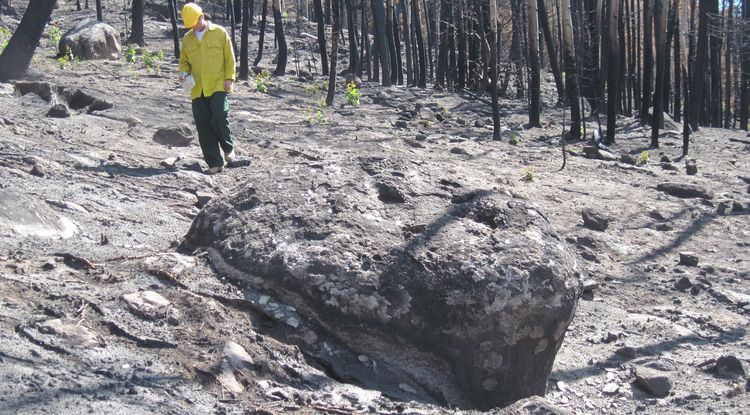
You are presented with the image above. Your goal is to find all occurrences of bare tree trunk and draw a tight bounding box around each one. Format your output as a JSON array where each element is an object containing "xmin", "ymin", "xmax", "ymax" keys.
[
  {"xmin": 402, "ymin": 0, "xmax": 413, "ymax": 85},
  {"xmin": 562, "ymin": 0, "xmax": 582, "ymax": 140},
  {"xmin": 435, "ymin": 0, "xmax": 450, "ymax": 89},
  {"xmin": 96, "ymin": 0, "xmax": 102, "ymax": 21},
  {"xmin": 313, "ymin": 0, "xmax": 328, "ymax": 75},
  {"xmin": 345, "ymin": 0, "xmax": 360, "ymax": 75},
  {"xmin": 272, "ymin": 0, "xmax": 288, "ymax": 75},
  {"xmin": 709, "ymin": 0, "xmax": 721, "ymax": 127},
  {"xmin": 490, "ymin": 0, "xmax": 501, "ymax": 140},
  {"xmin": 538, "ymin": 0, "xmax": 565, "ymax": 105},
  {"xmin": 385, "ymin": 0, "xmax": 403, "ymax": 84},
  {"xmin": 651, "ymin": 0, "xmax": 667, "ymax": 147},
  {"xmin": 688, "ymin": 0, "xmax": 711, "ymax": 132},
  {"xmin": 412, "ymin": 0, "xmax": 426, "ymax": 87},
  {"xmin": 254, "ymin": 0, "xmax": 269, "ymax": 66},
  {"xmin": 742, "ymin": 0, "xmax": 750, "ymax": 130},
  {"xmin": 371, "ymin": 0, "xmax": 392, "ymax": 86},
  {"xmin": 724, "ymin": 0, "xmax": 732, "ymax": 128},
  {"xmin": 640, "ymin": 0, "xmax": 654, "ymax": 123},
  {"xmin": 0, "ymin": 0, "xmax": 57, "ymax": 81},
  {"xmin": 604, "ymin": 0, "xmax": 620, "ymax": 144},
  {"xmin": 167, "ymin": 0, "xmax": 180, "ymax": 57},
  {"xmin": 528, "ymin": 0, "xmax": 541, "ymax": 127},
  {"xmin": 127, "ymin": 0, "xmax": 146, "ymax": 46},
  {"xmin": 239, "ymin": 0, "xmax": 250, "ymax": 79},
  {"xmin": 326, "ymin": 0, "xmax": 340, "ymax": 106}
]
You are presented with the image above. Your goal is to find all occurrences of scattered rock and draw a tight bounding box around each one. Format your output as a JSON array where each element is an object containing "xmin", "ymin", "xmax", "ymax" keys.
[
  {"xmin": 674, "ymin": 276, "xmax": 693, "ymax": 291},
  {"xmin": 634, "ymin": 366, "xmax": 673, "ymax": 396},
  {"xmin": 661, "ymin": 155, "xmax": 672, "ymax": 163},
  {"xmin": 46, "ymin": 104, "xmax": 71, "ymax": 118},
  {"xmin": 582, "ymin": 279, "xmax": 599, "ymax": 293},
  {"xmin": 395, "ymin": 120, "xmax": 408, "ymax": 129},
  {"xmin": 153, "ymin": 125, "xmax": 194, "ymax": 147},
  {"xmin": 714, "ymin": 356, "xmax": 746, "ymax": 379},
  {"xmin": 450, "ymin": 146, "xmax": 469, "ymax": 155},
  {"xmin": 656, "ymin": 182, "xmax": 714, "ymax": 199},
  {"xmin": 475, "ymin": 119, "xmax": 486, "ymax": 128},
  {"xmin": 732, "ymin": 201, "xmax": 744, "ymax": 212},
  {"xmin": 662, "ymin": 162, "xmax": 678, "ymax": 171},
  {"xmin": 685, "ymin": 159, "xmax": 698, "ymax": 175},
  {"xmin": 620, "ymin": 154, "xmax": 637, "ymax": 165},
  {"xmin": 602, "ymin": 383, "xmax": 619, "ymax": 395},
  {"xmin": 504, "ymin": 395, "xmax": 574, "ymax": 415},
  {"xmin": 582, "ymin": 208, "xmax": 609, "ymax": 231},
  {"xmin": 615, "ymin": 346, "xmax": 637, "ymax": 359},
  {"xmin": 678, "ymin": 252, "xmax": 699, "ymax": 267},
  {"xmin": 30, "ymin": 164, "xmax": 47, "ymax": 177},
  {"xmin": 717, "ymin": 201, "xmax": 730, "ymax": 215},
  {"xmin": 195, "ymin": 190, "xmax": 214, "ymax": 207}
]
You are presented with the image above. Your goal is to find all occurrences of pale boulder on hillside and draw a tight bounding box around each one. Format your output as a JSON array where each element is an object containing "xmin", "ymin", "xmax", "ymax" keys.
[{"xmin": 59, "ymin": 20, "xmax": 121, "ymax": 60}]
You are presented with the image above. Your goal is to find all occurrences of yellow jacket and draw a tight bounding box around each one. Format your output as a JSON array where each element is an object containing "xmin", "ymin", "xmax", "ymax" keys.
[{"xmin": 179, "ymin": 22, "xmax": 236, "ymax": 100}]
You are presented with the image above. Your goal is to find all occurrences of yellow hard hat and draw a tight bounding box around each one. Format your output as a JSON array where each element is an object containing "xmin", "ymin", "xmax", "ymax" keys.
[{"xmin": 182, "ymin": 3, "xmax": 202, "ymax": 28}]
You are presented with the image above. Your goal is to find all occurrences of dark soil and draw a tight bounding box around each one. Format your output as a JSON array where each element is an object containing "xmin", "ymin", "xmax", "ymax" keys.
[{"xmin": 0, "ymin": 3, "xmax": 748, "ymax": 414}]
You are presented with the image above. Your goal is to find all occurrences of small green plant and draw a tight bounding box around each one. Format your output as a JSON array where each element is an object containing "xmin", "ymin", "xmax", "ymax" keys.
[
  {"xmin": 304, "ymin": 80, "xmax": 327, "ymax": 97},
  {"xmin": 124, "ymin": 45, "xmax": 137, "ymax": 63},
  {"xmin": 421, "ymin": 120, "xmax": 430, "ymax": 128},
  {"xmin": 304, "ymin": 103, "xmax": 329, "ymax": 124},
  {"xmin": 255, "ymin": 69, "xmax": 271, "ymax": 92},
  {"xmin": 345, "ymin": 82, "xmax": 361, "ymax": 106},
  {"xmin": 47, "ymin": 26, "xmax": 62, "ymax": 45},
  {"xmin": 508, "ymin": 132, "xmax": 521, "ymax": 146},
  {"xmin": 637, "ymin": 150, "xmax": 650, "ymax": 165},
  {"xmin": 521, "ymin": 166, "xmax": 537, "ymax": 181},
  {"xmin": 142, "ymin": 50, "xmax": 157, "ymax": 69},
  {"xmin": 282, "ymin": 12, "xmax": 288, "ymax": 18},
  {"xmin": 58, "ymin": 46, "xmax": 78, "ymax": 69}
]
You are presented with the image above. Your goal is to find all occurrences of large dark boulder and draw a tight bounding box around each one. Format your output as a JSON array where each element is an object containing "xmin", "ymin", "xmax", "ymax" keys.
[
  {"xmin": 59, "ymin": 20, "xmax": 121, "ymax": 60},
  {"xmin": 183, "ymin": 157, "xmax": 581, "ymax": 410}
]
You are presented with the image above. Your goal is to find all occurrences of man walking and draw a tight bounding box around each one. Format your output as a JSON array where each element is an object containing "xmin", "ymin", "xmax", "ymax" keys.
[{"xmin": 179, "ymin": 3, "xmax": 236, "ymax": 174}]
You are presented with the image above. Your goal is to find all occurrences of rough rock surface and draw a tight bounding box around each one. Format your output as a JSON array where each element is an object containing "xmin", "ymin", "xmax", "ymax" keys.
[
  {"xmin": 183, "ymin": 156, "xmax": 581, "ymax": 409},
  {"xmin": 59, "ymin": 20, "xmax": 121, "ymax": 60}
]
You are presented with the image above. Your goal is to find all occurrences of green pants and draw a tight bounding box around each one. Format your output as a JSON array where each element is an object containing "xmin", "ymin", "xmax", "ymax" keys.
[{"xmin": 192, "ymin": 91, "xmax": 233, "ymax": 168}]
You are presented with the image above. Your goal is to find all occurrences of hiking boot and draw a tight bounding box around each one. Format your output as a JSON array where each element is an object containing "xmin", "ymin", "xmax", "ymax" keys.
[
  {"xmin": 206, "ymin": 166, "xmax": 224, "ymax": 175},
  {"xmin": 225, "ymin": 149, "xmax": 236, "ymax": 163}
]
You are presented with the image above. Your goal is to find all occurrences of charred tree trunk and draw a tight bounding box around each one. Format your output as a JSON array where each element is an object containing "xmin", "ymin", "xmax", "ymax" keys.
[
  {"xmin": 253, "ymin": 0, "xmax": 269, "ymax": 66},
  {"xmin": 709, "ymin": 0, "xmax": 721, "ymax": 127},
  {"xmin": 490, "ymin": 0, "xmax": 501, "ymax": 140},
  {"xmin": 239, "ymin": 0, "xmax": 250, "ymax": 80},
  {"xmin": 688, "ymin": 0, "xmax": 711, "ymax": 132},
  {"xmin": 402, "ymin": 0, "xmax": 413, "ymax": 85},
  {"xmin": 345, "ymin": 0, "xmax": 360, "ymax": 75},
  {"xmin": 272, "ymin": 0, "xmax": 288, "ymax": 75},
  {"xmin": 605, "ymin": 0, "xmax": 620, "ymax": 144},
  {"xmin": 412, "ymin": 0, "xmax": 426, "ymax": 87},
  {"xmin": 128, "ymin": 0, "xmax": 146, "ymax": 46},
  {"xmin": 96, "ymin": 0, "xmax": 102, "ymax": 21},
  {"xmin": 435, "ymin": 0, "xmax": 450, "ymax": 89},
  {"xmin": 562, "ymin": 0, "xmax": 581, "ymax": 140},
  {"xmin": 386, "ymin": 0, "xmax": 400, "ymax": 85},
  {"xmin": 371, "ymin": 0, "xmax": 392, "ymax": 86},
  {"xmin": 0, "ymin": 0, "xmax": 57, "ymax": 81},
  {"xmin": 651, "ymin": 0, "xmax": 667, "ymax": 148},
  {"xmin": 538, "ymin": 0, "xmax": 565, "ymax": 105},
  {"xmin": 724, "ymin": 0, "xmax": 732, "ymax": 128},
  {"xmin": 640, "ymin": 0, "xmax": 654, "ymax": 123},
  {"xmin": 742, "ymin": 0, "xmax": 750, "ymax": 130},
  {"xmin": 167, "ymin": 0, "xmax": 180, "ymax": 57},
  {"xmin": 528, "ymin": 0, "xmax": 541, "ymax": 127},
  {"xmin": 326, "ymin": 0, "xmax": 340, "ymax": 106},
  {"xmin": 314, "ymin": 0, "xmax": 329, "ymax": 75}
]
